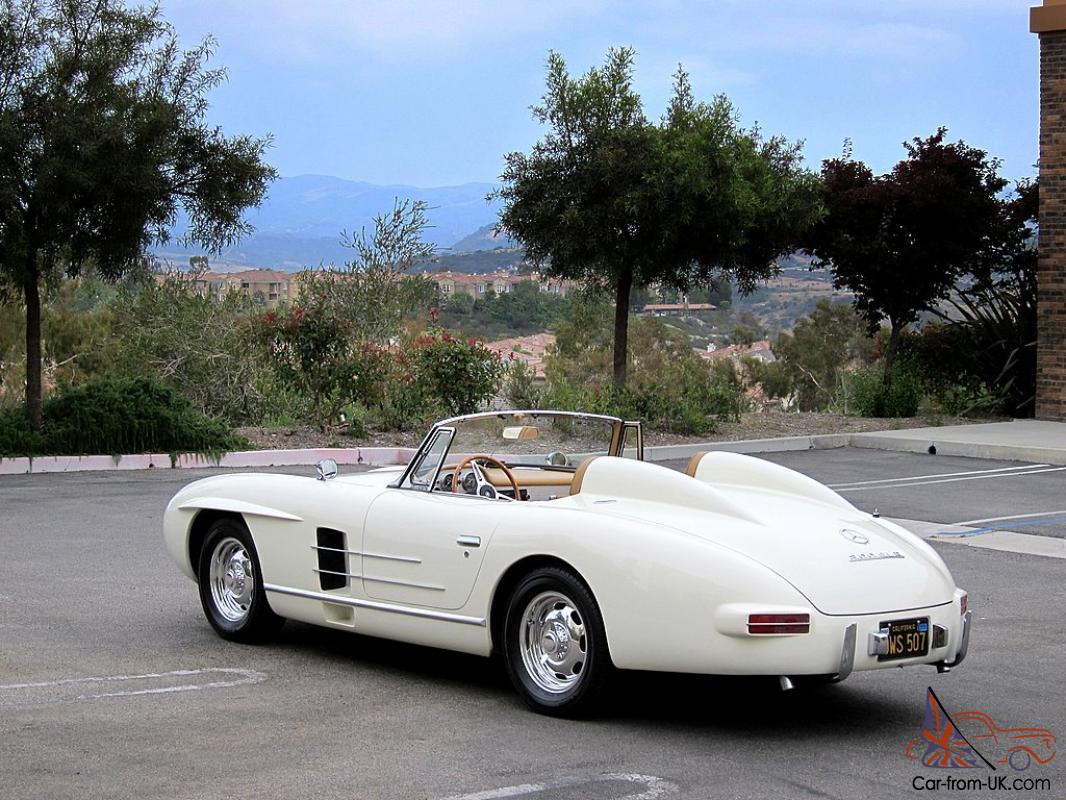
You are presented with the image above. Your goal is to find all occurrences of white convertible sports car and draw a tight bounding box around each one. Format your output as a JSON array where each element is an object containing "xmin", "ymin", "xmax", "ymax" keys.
[{"xmin": 164, "ymin": 410, "xmax": 972, "ymax": 715}]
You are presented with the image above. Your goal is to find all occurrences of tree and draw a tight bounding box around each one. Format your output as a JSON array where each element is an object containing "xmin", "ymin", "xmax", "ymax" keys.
[
  {"xmin": 496, "ymin": 48, "xmax": 822, "ymax": 389},
  {"xmin": 935, "ymin": 179, "xmax": 1038, "ymax": 416},
  {"xmin": 0, "ymin": 0, "xmax": 276, "ymax": 427},
  {"xmin": 770, "ymin": 298, "xmax": 875, "ymax": 411},
  {"xmin": 258, "ymin": 200, "xmax": 436, "ymax": 427},
  {"xmin": 297, "ymin": 199, "xmax": 436, "ymax": 344},
  {"xmin": 804, "ymin": 130, "xmax": 1007, "ymax": 386}
]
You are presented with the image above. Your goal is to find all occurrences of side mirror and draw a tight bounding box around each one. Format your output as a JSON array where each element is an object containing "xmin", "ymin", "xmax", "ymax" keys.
[{"xmin": 315, "ymin": 458, "xmax": 338, "ymax": 481}]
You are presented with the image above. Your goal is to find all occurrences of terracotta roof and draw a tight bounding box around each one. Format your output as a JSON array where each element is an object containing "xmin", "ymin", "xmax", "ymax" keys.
[
  {"xmin": 642, "ymin": 303, "xmax": 717, "ymax": 312},
  {"xmin": 187, "ymin": 268, "xmax": 293, "ymax": 282},
  {"xmin": 485, "ymin": 332, "xmax": 556, "ymax": 378}
]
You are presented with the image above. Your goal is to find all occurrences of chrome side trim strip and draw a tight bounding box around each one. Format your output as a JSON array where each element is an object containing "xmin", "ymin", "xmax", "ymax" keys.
[
  {"xmin": 364, "ymin": 575, "xmax": 446, "ymax": 592},
  {"xmin": 310, "ymin": 545, "xmax": 421, "ymax": 564},
  {"xmin": 364, "ymin": 551, "xmax": 422, "ymax": 564},
  {"xmin": 263, "ymin": 583, "xmax": 486, "ymax": 626},
  {"xmin": 311, "ymin": 568, "xmax": 445, "ymax": 592},
  {"xmin": 314, "ymin": 567, "xmax": 359, "ymax": 578}
]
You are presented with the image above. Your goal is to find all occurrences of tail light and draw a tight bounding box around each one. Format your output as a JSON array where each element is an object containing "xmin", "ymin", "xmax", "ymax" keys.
[
  {"xmin": 748, "ymin": 613, "xmax": 811, "ymax": 635},
  {"xmin": 960, "ymin": 593, "xmax": 968, "ymax": 616}
]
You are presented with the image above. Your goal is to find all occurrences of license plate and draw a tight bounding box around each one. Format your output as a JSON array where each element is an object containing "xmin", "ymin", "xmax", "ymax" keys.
[{"xmin": 878, "ymin": 617, "xmax": 930, "ymax": 661}]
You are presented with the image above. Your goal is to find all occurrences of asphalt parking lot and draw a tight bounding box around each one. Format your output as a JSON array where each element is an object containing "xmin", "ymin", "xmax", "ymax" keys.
[
  {"xmin": 2, "ymin": 449, "xmax": 1064, "ymax": 800},
  {"xmin": 661, "ymin": 448, "xmax": 1066, "ymax": 538}
]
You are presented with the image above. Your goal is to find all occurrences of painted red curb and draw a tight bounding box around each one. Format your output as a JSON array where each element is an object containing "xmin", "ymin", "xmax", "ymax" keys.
[{"xmin": 0, "ymin": 447, "xmax": 417, "ymax": 475}]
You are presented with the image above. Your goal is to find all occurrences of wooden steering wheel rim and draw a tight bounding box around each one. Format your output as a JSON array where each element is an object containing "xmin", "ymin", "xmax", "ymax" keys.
[{"xmin": 452, "ymin": 454, "xmax": 524, "ymax": 500}]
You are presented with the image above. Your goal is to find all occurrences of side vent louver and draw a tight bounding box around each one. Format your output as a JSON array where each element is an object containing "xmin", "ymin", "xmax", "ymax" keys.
[{"xmin": 316, "ymin": 528, "xmax": 348, "ymax": 590}]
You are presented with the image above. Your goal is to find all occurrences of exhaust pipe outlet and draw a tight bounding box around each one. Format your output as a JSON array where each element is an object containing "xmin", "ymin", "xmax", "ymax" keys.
[{"xmin": 779, "ymin": 676, "xmax": 795, "ymax": 691}]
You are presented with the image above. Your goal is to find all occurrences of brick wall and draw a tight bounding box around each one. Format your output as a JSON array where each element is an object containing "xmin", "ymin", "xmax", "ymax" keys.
[{"xmin": 1038, "ymin": 29, "xmax": 1066, "ymax": 419}]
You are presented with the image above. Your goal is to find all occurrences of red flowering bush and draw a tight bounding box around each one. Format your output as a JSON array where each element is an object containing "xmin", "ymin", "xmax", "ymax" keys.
[
  {"xmin": 254, "ymin": 302, "xmax": 389, "ymax": 427},
  {"xmin": 411, "ymin": 329, "xmax": 504, "ymax": 416}
]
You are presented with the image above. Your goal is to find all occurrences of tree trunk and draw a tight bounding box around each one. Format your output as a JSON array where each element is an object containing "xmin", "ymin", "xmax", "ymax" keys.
[
  {"xmin": 24, "ymin": 263, "xmax": 43, "ymax": 430},
  {"xmin": 882, "ymin": 321, "xmax": 901, "ymax": 389},
  {"xmin": 612, "ymin": 267, "xmax": 633, "ymax": 391}
]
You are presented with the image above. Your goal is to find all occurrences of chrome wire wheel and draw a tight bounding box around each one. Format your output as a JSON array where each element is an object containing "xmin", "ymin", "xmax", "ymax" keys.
[
  {"xmin": 519, "ymin": 590, "xmax": 588, "ymax": 695},
  {"xmin": 208, "ymin": 537, "xmax": 255, "ymax": 623}
]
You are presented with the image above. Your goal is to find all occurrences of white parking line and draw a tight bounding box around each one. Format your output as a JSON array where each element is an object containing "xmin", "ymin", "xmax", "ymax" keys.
[
  {"xmin": 436, "ymin": 774, "xmax": 677, "ymax": 800},
  {"xmin": 827, "ymin": 463, "xmax": 1049, "ymax": 489},
  {"xmin": 0, "ymin": 668, "xmax": 266, "ymax": 705},
  {"xmin": 833, "ymin": 466, "xmax": 1066, "ymax": 492},
  {"xmin": 954, "ymin": 510, "xmax": 1066, "ymax": 526}
]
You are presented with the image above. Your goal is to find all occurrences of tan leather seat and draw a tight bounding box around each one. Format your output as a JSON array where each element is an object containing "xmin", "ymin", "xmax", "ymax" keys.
[
  {"xmin": 684, "ymin": 451, "xmax": 708, "ymax": 478},
  {"xmin": 568, "ymin": 456, "xmax": 600, "ymax": 495}
]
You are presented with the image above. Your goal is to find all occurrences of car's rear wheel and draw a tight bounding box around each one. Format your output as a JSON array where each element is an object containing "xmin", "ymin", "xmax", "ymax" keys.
[
  {"xmin": 197, "ymin": 517, "xmax": 282, "ymax": 642},
  {"xmin": 503, "ymin": 566, "xmax": 612, "ymax": 716}
]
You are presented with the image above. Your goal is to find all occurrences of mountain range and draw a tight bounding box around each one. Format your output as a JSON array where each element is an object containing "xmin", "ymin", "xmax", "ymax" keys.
[{"xmin": 155, "ymin": 174, "xmax": 515, "ymax": 271}]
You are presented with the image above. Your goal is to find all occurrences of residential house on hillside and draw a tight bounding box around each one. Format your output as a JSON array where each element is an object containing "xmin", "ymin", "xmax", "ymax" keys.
[
  {"xmin": 700, "ymin": 340, "xmax": 775, "ymax": 365},
  {"xmin": 178, "ymin": 269, "xmax": 300, "ymax": 307},
  {"xmin": 429, "ymin": 271, "xmax": 577, "ymax": 300},
  {"xmin": 640, "ymin": 302, "xmax": 717, "ymax": 316}
]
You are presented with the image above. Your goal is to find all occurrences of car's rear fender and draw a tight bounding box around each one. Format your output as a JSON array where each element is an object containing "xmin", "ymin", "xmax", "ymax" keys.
[{"xmin": 472, "ymin": 502, "xmax": 814, "ymax": 673}]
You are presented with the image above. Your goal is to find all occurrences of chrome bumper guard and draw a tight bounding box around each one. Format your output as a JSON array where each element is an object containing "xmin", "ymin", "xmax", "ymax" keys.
[
  {"xmin": 941, "ymin": 610, "xmax": 972, "ymax": 670},
  {"xmin": 832, "ymin": 623, "xmax": 857, "ymax": 683}
]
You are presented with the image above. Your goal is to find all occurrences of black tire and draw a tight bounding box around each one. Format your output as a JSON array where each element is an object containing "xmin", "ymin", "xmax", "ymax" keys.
[
  {"xmin": 197, "ymin": 517, "xmax": 283, "ymax": 642},
  {"xmin": 502, "ymin": 566, "xmax": 613, "ymax": 716}
]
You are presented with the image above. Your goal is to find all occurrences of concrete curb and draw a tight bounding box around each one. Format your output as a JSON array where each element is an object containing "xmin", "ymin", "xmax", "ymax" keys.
[
  {"xmin": 4, "ymin": 422, "xmax": 1066, "ymax": 475},
  {"xmin": 643, "ymin": 433, "xmax": 848, "ymax": 462},
  {"xmin": 0, "ymin": 435, "xmax": 854, "ymax": 475},
  {"xmin": 0, "ymin": 446, "xmax": 417, "ymax": 476}
]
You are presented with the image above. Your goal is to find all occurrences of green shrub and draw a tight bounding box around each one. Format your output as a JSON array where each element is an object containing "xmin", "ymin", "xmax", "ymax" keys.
[
  {"xmin": 372, "ymin": 351, "xmax": 433, "ymax": 431},
  {"xmin": 848, "ymin": 362, "xmax": 923, "ymax": 418},
  {"xmin": 539, "ymin": 312, "xmax": 746, "ymax": 435},
  {"xmin": 0, "ymin": 377, "xmax": 246, "ymax": 457},
  {"xmin": 0, "ymin": 407, "xmax": 44, "ymax": 457},
  {"xmin": 110, "ymin": 273, "xmax": 273, "ymax": 425},
  {"xmin": 502, "ymin": 358, "xmax": 542, "ymax": 409},
  {"xmin": 411, "ymin": 330, "xmax": 505, "ymax": 416},
  {"xmin": 539, "ymin": 359, "xmax": 742, "ymax": 436}
]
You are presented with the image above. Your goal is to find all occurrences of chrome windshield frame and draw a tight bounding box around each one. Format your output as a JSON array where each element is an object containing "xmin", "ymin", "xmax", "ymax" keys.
[{"xmin": 391, "ymin": 409, "xmax": 637, "ymax": 490}]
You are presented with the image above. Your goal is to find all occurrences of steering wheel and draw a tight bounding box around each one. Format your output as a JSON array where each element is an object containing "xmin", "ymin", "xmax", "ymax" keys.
[{"xmin": 452, "ymin": 454, "xmax": 524, "ymax": 501}]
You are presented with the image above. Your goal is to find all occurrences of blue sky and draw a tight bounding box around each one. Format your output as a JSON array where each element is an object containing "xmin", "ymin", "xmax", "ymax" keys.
[{"xmin": 165, "ymin": 0, "xmax": 1038, "ymax": 188}]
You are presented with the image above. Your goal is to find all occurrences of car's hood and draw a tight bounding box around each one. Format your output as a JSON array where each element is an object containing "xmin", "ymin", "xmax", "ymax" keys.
[{"xmin": 573, "ymin": 455, "xmax": 956, "ymax": 616}]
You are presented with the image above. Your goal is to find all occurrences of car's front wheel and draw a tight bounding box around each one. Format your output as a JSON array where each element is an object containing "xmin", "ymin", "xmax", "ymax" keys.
[
  {"xmin": 197, "ymin": 517, "xmax": 282, "ymax": 642},
  {"xmin": 503, "ymin": 566, "xmax": 612, "ymax": 716}
]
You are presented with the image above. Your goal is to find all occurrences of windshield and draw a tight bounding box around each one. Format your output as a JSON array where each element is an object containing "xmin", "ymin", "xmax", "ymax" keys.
[{"xmin": 447, "ymin": 413, "xmax": 617, "ymax": 468}]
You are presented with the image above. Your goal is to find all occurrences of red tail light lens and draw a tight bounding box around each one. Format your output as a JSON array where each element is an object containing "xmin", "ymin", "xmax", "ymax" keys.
[
  {"xmin": 747, "ymin": 613, "xmax": 811, "ymax": 634},
  {"xmin": 960, "ymin": 593, "xmax": 968, "ymax": 616}
]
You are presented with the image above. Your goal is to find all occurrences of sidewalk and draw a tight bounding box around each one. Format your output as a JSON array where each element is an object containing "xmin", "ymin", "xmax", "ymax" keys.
[
  {"xmin": 847, "ymin": 419, "xmax": 1066, "ymax": 465},
  {"xmin": 644, "ymin": 419, "xmax": 1066, "ymax": 465}
]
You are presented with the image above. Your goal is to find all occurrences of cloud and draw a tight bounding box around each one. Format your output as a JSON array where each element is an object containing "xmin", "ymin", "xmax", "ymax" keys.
[
  {"xmin": 168, "ymin": 0, "xmax": 605, "ymax": 64},
  {"xmin": 750, "ymin": 19, "xmax": 960, "ymax": 59}
]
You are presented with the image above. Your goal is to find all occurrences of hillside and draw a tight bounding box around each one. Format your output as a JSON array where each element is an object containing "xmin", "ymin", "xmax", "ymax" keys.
[
  {"xmin": 156, "ymin": 174, "xmax": 503, "ymax": 269},
  {"xmin": 450, "ymin": 223, "xmax": 517, "ymax": 252},
  {"xmin": 732, "ymin": 268, "xmax": 850, "ymax": 331}
]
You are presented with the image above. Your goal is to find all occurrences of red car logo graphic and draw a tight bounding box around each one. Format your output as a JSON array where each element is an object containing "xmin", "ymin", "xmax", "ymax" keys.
[{"xmin": 904, "ymin": 688, "xmax": 1057, "ymax": 771}]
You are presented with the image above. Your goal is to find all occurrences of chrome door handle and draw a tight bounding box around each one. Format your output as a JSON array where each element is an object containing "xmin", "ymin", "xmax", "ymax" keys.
[{"xmin": 456, "ymin": 535, "xmax": 481, "ymax": 548}]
